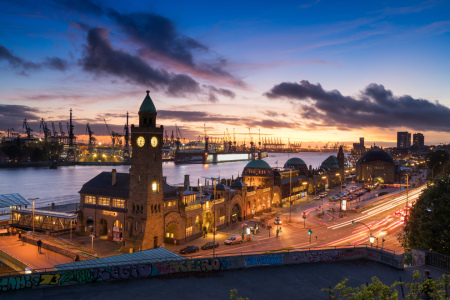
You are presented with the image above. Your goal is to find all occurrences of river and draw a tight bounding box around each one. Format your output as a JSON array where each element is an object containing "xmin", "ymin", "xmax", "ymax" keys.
[{"xmin": 0, "ymin": 152, "xmax": 341, "ymax": 208}]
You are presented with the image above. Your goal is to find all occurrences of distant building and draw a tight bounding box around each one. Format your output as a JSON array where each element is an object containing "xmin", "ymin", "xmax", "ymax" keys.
[
  {"xmin": 352, "ymin": 137, "xmax": 366, "ymax": 157},
  {"xmin": 413, "ymin": 133, "xmax": 424, "ymax": 147},
  {"xmin": 356, "ymin": 149, "xmax": 396, "ymax": 184},
  {"xmin": 397, "ymin": 132, "xmax": 411, "ymax": 149}
]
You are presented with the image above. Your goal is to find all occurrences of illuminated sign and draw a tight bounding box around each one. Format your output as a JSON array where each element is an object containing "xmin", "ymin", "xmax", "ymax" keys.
[
  {"xmin": 341, "ymin": 200, "xmax": 347, "ymax": 211},
  {"xmin": 103, "ymin": 211, "xmax": 117, "ymax": 216}
]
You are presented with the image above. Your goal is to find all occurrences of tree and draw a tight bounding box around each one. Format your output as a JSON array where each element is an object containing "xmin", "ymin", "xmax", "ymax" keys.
[
  {"xmin": 230, "ymin": 290, "xmax": 249, "ymax": 300},
  {"xmin": 399, "ymin": 175, "xmax": 450, "ymax": 255},
  {"xmin": 426, "ymin": 150, "xmax": 449, "ymax": 177},
  {"xmin": 323, "ymin": 271, "xmax": 450, "ymax": 299}
]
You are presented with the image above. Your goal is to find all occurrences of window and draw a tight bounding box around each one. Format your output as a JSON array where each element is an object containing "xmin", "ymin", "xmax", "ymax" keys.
[
  {"xmin": 112, "ymin": 198, "xmax": 125, "ymax": 208},
  {"xmin": 85, "ymin": 196, "xmax": 96, "ymax": 204},
  {"xmin": 152, "ymin": 182, "xmax": 159, "ymax": 193},
  {"xmin": 186, "ymin": 226, "xmax": 193, "ymax": 237},
  {"xmin": 98, "ymin": 197, "xmax": 110, "ymax": 206},
  {"xmin": 166, "ymin": 232, "xmax": 170, "ymax": 238}
]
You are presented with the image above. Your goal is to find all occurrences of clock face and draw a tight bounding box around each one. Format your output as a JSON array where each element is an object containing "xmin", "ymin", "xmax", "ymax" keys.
[
  {"xmin": 151, "ymin": 136, "xmax": 158, "ymax": 147},
  {"xmin": 137, "ymin": 136, "xmax": 145, "ymax": 147}
]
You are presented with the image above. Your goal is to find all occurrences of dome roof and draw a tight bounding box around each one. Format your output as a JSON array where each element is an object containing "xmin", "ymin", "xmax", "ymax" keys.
[
  {"xmin": 284, "ymin": 157, "xmax": 306, "ymax": 166},
  {"xmin": 139, "ymin": 90, "xmax": 157, "ymax": 114},
  {"xmin": 231, "ymin": 181, "xmax": 247, "ymax": 188},
  {"xmin": 322, "ymin": 155, "xmax": 339, "ymax": 164},
  {"xmin": 215, "ymin": 183, "xmax": 230, "ymax": 191},
  {"xmin": 358, "ymin": 149, "xmax": 394, "ymax": 164},
  {"xmin": 244, "ymin": 159, "xmax": 271, "ymax": 169}
]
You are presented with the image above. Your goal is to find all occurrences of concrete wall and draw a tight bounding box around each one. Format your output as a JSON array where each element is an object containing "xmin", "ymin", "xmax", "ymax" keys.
[{"xmin": 0, "ymin": 247, "xmax": 404, "ymax": 294}]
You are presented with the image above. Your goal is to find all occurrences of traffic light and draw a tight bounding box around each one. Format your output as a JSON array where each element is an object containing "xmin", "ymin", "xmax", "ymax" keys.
[
  {"xmin": 302, "ymin": 212, "xmax": 306, "ymax": 219},
  {"xmin": 308, "ymin": 229, "xmax": 312, "ymax": 235},
  {"xmin": 351, "ymin": 220, "xmax": 354, "ymax": 225}
]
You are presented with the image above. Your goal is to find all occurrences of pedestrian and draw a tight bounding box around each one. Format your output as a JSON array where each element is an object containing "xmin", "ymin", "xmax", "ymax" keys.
[
  {"xmin": 18, "ymin": 232, "xmax": 21, "ymax": 242},
  {"xmin": 37, "ymin": 239, "xmax": 42, "ymax": 253},
  {"xmin": 73, "ymin": 254, "xmax": 80, "ymax": 261},
  {"xmin": 422, "ymin": 270, "xmax": 433, "ymax": 300}
]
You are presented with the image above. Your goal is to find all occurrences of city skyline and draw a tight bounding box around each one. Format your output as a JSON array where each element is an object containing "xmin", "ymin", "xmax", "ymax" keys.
[{"xmin": 1, "ymin": 0, "xmax": 450, "ymax": 146}]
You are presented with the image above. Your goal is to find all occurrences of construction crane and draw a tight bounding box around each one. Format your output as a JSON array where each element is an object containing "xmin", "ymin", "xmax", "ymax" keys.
[
  {"xmin": 204, "ymin": 124, "xmax": 209, "ymax": 151},
  {"xmin": 85, "ymin": 123, "xmax": 96, "ymax": 152},
  {"xmin": 174, "ymin": 124, "xmax": 182, "ymax": 150},
  {"xmin": 104, "ymin": 119, "xmax": 122, "ymax": 149},
  {"xmin": 248, "ymin": 128, "xmax": 254, "ymax": 153},
  {"xmin": 68, "ymin": 109, "xmax": 75, "ymax": 148},
  {"xmin": 22, "ymin": 119, "xmax": 33, "ymax": 139},
  {"xmin": 233, "ymin": 128, "xmax": 236, "ymax": 152}
]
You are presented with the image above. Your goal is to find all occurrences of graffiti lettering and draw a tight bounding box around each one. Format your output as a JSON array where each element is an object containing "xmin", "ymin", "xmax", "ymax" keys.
[{"xmin": 245, "ymin": 254, "xmax": 282, "ymax": 266}]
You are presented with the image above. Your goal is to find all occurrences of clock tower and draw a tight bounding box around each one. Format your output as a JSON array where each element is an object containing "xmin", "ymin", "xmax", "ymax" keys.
[{"xmin": 124, "ymin": 90, "xmax": 164, "ymax": 251}]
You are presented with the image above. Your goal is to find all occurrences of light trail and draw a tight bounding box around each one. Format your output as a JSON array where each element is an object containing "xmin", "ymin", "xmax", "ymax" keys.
[{"xmin": 328, "ymin": 185, "xmax": 426, "ymax": 230}]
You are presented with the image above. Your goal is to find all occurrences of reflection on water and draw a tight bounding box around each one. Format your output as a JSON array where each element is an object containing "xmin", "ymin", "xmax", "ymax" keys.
[{"xmin": 0, "ymin": 152, "xmax": 338, "ymax": 207}]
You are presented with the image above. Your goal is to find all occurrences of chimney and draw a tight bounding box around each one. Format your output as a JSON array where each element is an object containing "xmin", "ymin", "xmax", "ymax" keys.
[
  {"xmin": 112, "ymin": 169, "xmax": 116, "ymax": 186},
  {"xmin": 163, "ymin": 176, "xmax": 167, "ymax": 183}
]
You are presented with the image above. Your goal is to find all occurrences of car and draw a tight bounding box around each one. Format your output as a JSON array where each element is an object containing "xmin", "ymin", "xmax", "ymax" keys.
[
  {"xmin": 314, "ymin": 196, "xmax": 321, "ymax": 200},
  {"xmin": 179, "ymin": 246, "xmax": 199, "ymax": 254},
  {"xmin": 201, "ymin": 241, "xmax": 220, "ymax": 250},
  {"xmin": 274, "ymin": 217, "xmax": 282, "ymax": 225},
  {"xmin": 224, "ymin": 235, "xmax": 243, "ymax": 245},
  {"xmin": 319, "ymin": 192, "xmax": 326, "ymax": 198}
]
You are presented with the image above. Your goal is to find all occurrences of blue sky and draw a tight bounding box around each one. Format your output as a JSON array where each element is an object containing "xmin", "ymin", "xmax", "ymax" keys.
[{"xmin": 1, "ymin": 0, "xmax": 449, "ymax": 146}]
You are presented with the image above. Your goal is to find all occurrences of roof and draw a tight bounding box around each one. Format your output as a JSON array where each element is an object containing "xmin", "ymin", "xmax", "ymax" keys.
[
  {"xmin": 12, "ymin": 209, "xmax": 77, "ymax": 219},
  {"xmin": 79, "ymin": 172, "xmax": 178, "ymax": 200},
  {"xmin": 139, "ymin": 90, "xmax": 157, "ymax": 114},
  {"xmin": 244, "ymin": 159, "xmax": 271, "ymax": 169},
  {"xmin": 320, "ymin": 163, "xmax": 340, "ymax": 169},
  {"xmin": 284, "ymin": 157, "xmax": 306, "ymax": 166},
  {"xmin": 322, "ymin": 155, "xmax": 339, "ymax": 164},
  {"xmin": 55, "ymin": 248, "xmax": 185, "ymax": 271},
  {"xmin": 0, "ymin": 194, "xmax": 29, "ymax": 209},
  {"xmin": 216, "ymin": 183, "xmax": 230, "ymax": 191},
  {"xmin": 79, "ymin": 172, "xmax": 130, "ymax": 198},
  {"xmin": 231, "ymin": 181, "xmax": 247, "ymax": 188},
  {"xmin": 358, "ymin": 149, "xmax": 394, "ymax": 164}
]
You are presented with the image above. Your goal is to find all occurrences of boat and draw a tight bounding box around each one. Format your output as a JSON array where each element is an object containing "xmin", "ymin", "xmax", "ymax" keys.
[{"xmin": 174, "ymin": 149, "xmax": 267, "ymax": 164}]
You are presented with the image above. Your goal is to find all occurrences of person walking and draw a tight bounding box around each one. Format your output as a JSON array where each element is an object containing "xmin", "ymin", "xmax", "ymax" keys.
[{"xmin": 37, "ymin": 239, "xmax": 42, "ymax": 253}]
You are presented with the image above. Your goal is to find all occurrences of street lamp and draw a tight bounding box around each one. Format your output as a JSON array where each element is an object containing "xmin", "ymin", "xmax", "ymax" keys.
[
  {"xmin": 321, "ymin": 176, "xmax": 327, "ymax": 206},
  {"xmin": 28, "ymin": 198, "xmax": 39, "ymax": 237},
  {"xmin": 336, "ymin": 173, "xmax": 343, "ymax": 217},
  {"xmin": 352, "ymin": 220, "xmax": 374, "ymax": 246},
  {"xmin": 289, "ymin": 169, "xmax": 292, "ymax": 223},
  {"xmin": 431, "ymin": 162, "xmax": 442, "ymax": 179}
]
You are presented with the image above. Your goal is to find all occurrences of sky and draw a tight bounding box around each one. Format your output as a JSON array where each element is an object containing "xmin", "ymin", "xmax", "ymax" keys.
[{"xmin": 1, "ymin": 0, "xmax": 450, "ymax": 147}]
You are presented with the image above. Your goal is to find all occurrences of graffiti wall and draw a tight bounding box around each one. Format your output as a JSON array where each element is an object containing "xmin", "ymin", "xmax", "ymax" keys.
[{"xmin": 0, "ymin": 248, "xmax": 403, "ymax": 293}]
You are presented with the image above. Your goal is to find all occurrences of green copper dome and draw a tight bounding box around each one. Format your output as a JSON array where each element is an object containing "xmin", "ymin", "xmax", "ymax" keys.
[
  {"xmin": 244, "ymin": 159, "xmax": 271, "ymax": 169},
  {"xmin": 285, "ymin": 157, "xmax": 306, "ymax": 166},
  {"xmin": 322, "ymin": 155, "xmax": 339, "ymax": 164},
  {"xmin": 139, "ymin": 90, "xmax": 157, "ymax": 114}
]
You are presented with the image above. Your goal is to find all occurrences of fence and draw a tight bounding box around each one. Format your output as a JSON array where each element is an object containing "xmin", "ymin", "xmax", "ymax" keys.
[{"xmin": 427, "ymin": 251, "xmax": 450, "ymax": 271}]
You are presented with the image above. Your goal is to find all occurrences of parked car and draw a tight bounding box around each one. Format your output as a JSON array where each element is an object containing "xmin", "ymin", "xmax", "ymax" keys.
[
  {"xmin": 319, "ymin": 192, "xmax": 326, "ymax": 198},
  {"xmin": 224, "ymin": 235, "xmax": 243, "ymax": 245},
  {"xmin": 201, "ymin": 241, "xmax": 220, "ymax": 250},
  {"xmin": 274, "ymin": 217, "xmax": 282, "ymax": 225},
  {"xmin": 314, "ymin": 195, "xmax": 321, "ymax": 200},
  {"xmin": 179, "ymin": 246, "xmax": 199, "ymax": 254}
]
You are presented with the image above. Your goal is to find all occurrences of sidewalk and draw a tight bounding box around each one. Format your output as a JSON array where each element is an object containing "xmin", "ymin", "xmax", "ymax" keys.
[{"xmin": 0, "ymin": 235, "xmax": 72, "ymax": 272}]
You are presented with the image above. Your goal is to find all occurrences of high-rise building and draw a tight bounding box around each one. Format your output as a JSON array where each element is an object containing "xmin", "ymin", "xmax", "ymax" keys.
[
  {"xmin": 397, "ymin": 132, "xmax": 411, "ymax": 148},
  {"xmin": 360, "ymin": 137, "xmax": 364, "ymax": 147},
  {"xmin": 413, "ymin": 133, "xmax": 425, "ymax": 147}
]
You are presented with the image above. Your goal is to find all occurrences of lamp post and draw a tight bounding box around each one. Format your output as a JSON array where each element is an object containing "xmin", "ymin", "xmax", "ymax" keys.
[
  {"xmin": 28, "ymin": 198, "xmax": 39, "ymax": 237},
  {"xmin": 289, "ymin": 169, "xmax": 292, "ymax": 223},
  {"xmin": 336, "ymin": 173, "xmax": 342, "ymax": 217},
  {"xmin": 352, "ymin": 220, "xmax": 374, "ymax": 246},
  {"xmin": 213, "ymin": 178, "xmax": 216, "ymax": 258},
  {"xmin": 431, "ymin": 162, "xmax": 442, "ymax": 179},
  {"xmin": 321, "ymin": 176, "xmax": 327, "ymax": 206}
]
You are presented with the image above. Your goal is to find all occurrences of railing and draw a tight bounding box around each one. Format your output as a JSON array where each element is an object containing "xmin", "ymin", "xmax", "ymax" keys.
[
  {"xmin": 263, "ymin": 188, "xmax": 271, "ymax": 193},
  {"xmin": 0, "ymin": 244, "xmax": 397, "ymax": 277},
  {"xmin": 247, "ymin": 191, "xmax": 256, "ymax": 196},
  {"xmin": 427, "ymin": 251, "xmax": 450, "ymax": 271},
  {"xmin": 213, "ymin": 198, "xmax": 224, "ymax": 205}
]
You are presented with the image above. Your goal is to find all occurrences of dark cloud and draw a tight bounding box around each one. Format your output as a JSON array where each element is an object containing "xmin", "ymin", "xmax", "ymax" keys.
[
  {"xmin": 0, "ymin": 105, "xmax": 41, "ymax": 130},
  {"xmin": 80, "ymin": 27, "xmax": 200, "ymax": 97},
  {"xmin": 205, "ymin": 85, "xmax": 236, "ymax": 98},
  {"xmin": 52, "ymin": 0, "xmax": 104, "ymax": 16},
  {"xmin": 0, "ymin": 45, "xmax": 69, "ymax": 74},
  {"xmin": 157, "ymin": 110, "xmax": 295, "ymax": 129},
  {"xmin": 265, "ymin": 80, "xmax": 450, "ymax": 132}
]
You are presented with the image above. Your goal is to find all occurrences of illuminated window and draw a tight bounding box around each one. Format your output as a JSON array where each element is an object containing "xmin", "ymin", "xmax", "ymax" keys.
[
  {"xmin": 112, "ymin": 199, "xmax": 125, "ymax": 208},
  {"xmin": 186, "ymin": 226, "xmax": 193, "ymax": 237},
  {"xmin": 99, "ymin": 197, "xmax": 110, "ymax": 206},
  {"xmin": 152, "ymin": 182, "xmax": 159, "ymax": 193},
  {"xmin": 170, "ymin": 233, "xmax": 174, "ymax": 238},
  {"xmin": 166, "ymin": 232, "xmax": 170, "ymax": 237},
  {"xmin": 85, "ymin": 196, "xmax": 96, "ymax": 204},
  {"xmin": 168, "ymin": 202, "xmax": 172, "ymax": 207}
]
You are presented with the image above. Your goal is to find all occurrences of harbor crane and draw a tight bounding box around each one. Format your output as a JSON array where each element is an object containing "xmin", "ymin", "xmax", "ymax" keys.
[
  {"xmin": 248, "ymin": 128, "xmax": 254, "ymax": 153},
  {"xmin": 40, "ymin": 118, "xmax": 51, "ymax": 141},
  {"xmin": 104, "ymin": 119, "xmax": 122, "ymax": 149},
  {"xmin": 22, "ymin": 118, "xmax": 33, "ymax": 139},
  {"xmin": 85, "ymin": 123, "xmax": 96, "ymax": 152},
  {"xmin": 51, "ymin": 122, "xmax": 58, "ymax": 138}
]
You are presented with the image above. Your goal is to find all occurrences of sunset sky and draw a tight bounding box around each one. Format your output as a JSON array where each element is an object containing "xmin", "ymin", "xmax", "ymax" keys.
[{"xmin": 1, "ymin": 0, "xmax": 450, "ymax": 147}]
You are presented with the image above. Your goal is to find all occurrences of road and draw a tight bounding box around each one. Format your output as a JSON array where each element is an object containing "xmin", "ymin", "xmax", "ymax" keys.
[{"xmin": 174, "ymin": 177, "xmax": 427, "ymax": 258}]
